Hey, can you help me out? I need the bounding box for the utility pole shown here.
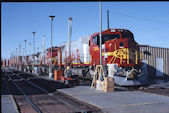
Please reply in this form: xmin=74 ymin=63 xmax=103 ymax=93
xmin=49 ymin=15 xmax=55 ymax=78
xmin=32 ymin=32 xmax=36 ymax=73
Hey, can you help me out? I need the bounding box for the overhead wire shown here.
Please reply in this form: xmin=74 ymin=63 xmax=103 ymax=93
xmin=109 ymin=11 xmax=169 ymax=25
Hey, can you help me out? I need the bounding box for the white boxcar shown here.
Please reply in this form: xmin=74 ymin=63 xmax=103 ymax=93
xmin=61 ymin=35 xmax=91 ymax=64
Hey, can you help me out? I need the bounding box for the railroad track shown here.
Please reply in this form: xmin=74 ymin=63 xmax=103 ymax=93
xmin=2 ymin=67 xmax=101 ymax=113
xmin=2 ymin=67 xmax=169 ymax=113
xmin=138 ymin=85 xmax=169 ymax=97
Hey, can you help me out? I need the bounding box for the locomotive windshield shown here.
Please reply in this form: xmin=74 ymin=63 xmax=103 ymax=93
xmin=92 ymin=34 xmax=120 ymax=45
xmin=102 ymin=34 xmax=120 ymax=44
xmin=121 ymin=30 xmax=134 ymax=40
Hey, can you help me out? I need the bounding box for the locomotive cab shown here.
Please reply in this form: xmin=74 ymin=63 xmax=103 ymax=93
xmin=89 ymin=29 xmax=141 ymax=66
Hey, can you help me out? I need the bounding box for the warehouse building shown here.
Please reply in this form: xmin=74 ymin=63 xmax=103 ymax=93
xmin=140 ymin=45 xmax=169 ymax=79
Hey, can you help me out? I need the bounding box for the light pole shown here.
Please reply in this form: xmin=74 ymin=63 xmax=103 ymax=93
xmin=24 ymin=40 xmax=27 ymax=56
xmin=16 ymin=48 xmax=18 ymax=57
xmin=49 ymin=15 xmax=55 ymax=78
xmin=22 ymin=48 xmax=25 ymax=57
xmin=13 ymin=50 xmax=15 ymax=67
xmin=100 ymin=2 xmax=103 ymax=80
xmin=19 ymin=41 xmax=21 ymax=56
xmin=12 ymin=51 xmax=14 ymax=67
xmin=24 ymin=40 xmax=27 ymax=71
xmin=29 ymin=42 xmax=31 ymax=56
xmin=16 ymin=48 xmax=18 ymax=68
xmin=22 ymin=48 xmax=24 ymax=71
xmin=32 ymin=32 xmax=36 ymax=73
xmin=37 ymin=47 xmax=39 ymax=53
xmin=42 ymin=35 xmax=45 ymax=65
xmin=19 ymin=41 xmax=22 ymax=71
xmin=29 ymin=42 xmax=31 ymax=73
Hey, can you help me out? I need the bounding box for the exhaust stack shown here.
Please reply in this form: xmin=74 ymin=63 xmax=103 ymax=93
xmin=68 ymin=17 xmax=72 ymax=58
xmin=107 ymin=10 xmax=109 ymax=29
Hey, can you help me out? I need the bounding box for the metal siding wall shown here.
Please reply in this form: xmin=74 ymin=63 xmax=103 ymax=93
xmin=164 ymin=49 xmax=168 ymax=76
xmin=140 ymin=45 xmax=169 ymax=77
xmin=165 ymin=49 xmax=167 ymax=75
xmin=168 ymin=49 xmax=169 ymax=75
xmin=167 ymin=50 xmax=168 ymax=75
xmin=157 ymin=48 xmax=159 ymax=58
xmin=147 ymin=46 xmax=150 ymax=65
xmin=156 ymin=47 xmax=159 ymax=76
xmin=163 ymin=49 xmax=166 ymax=75
xmin=163 ymin=49 xmax=165 ymax=74
xmin=151 ymin=47 xmax=155 ymax=76
xmin=162 ymin=48 xmax=164 ymax=75
xmin=166 ymin=49 xmax=167 ymax=74
xmin=167 ymin=49 xmax=169 ymax=75
xmin=148 ymin=46 xmax=151 ymax=76
xmin=164 ymin=49 xmax=168 ymax=74
xmin=154 ymin=47 xmax=157 ymax=70
xmin=151 ymin=47 xmax=154 ymax=67
xmin=147 ymin=46 xmax=149 ymax=63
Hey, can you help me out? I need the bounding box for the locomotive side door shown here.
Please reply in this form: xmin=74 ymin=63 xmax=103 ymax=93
xmin=90 ymin=35 xmax=100 ymax=65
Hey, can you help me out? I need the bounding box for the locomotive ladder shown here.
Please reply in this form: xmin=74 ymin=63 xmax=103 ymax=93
xmin=91 ymin=65 xmax=105 ymax=89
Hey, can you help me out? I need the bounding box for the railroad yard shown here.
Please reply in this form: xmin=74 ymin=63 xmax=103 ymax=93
xmin=1 ymin=67 xmax=169 ymax=113
xmin=2 ymin=2 xmax=169 ymax=113
xmin=2 ymin=67 xmax=101 ymax=113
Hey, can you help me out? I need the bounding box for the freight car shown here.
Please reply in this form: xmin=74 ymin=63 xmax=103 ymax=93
xmin=11 ymin=47 xmax=59 ymax=75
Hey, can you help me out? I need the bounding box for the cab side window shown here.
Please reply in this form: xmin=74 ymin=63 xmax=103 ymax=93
xmin=92 ymin=36 xmax=97 ymax=45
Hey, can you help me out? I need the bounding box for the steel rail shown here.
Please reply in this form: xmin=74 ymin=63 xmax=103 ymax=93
xmin=15 ymin=74 xmax=88 ymax=112
xmin=6 ymin=73 xmax=42 ymax=113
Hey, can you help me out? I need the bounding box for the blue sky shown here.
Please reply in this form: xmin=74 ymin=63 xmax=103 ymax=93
xmin=2 ymin=2 xmax=169 ymax=59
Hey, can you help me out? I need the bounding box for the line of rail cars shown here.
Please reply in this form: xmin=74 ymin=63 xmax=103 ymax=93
xmin=8 ymin=47 xmax=59 ymax=75
xmin=2 ymin=59 xmax=10 ymax=67
xmin=7 ymin=28 xmax=148 ymax=86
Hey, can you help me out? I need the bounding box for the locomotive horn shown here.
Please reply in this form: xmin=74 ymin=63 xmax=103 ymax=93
xmin=107 ymin=10 xmax=109 ymax=29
